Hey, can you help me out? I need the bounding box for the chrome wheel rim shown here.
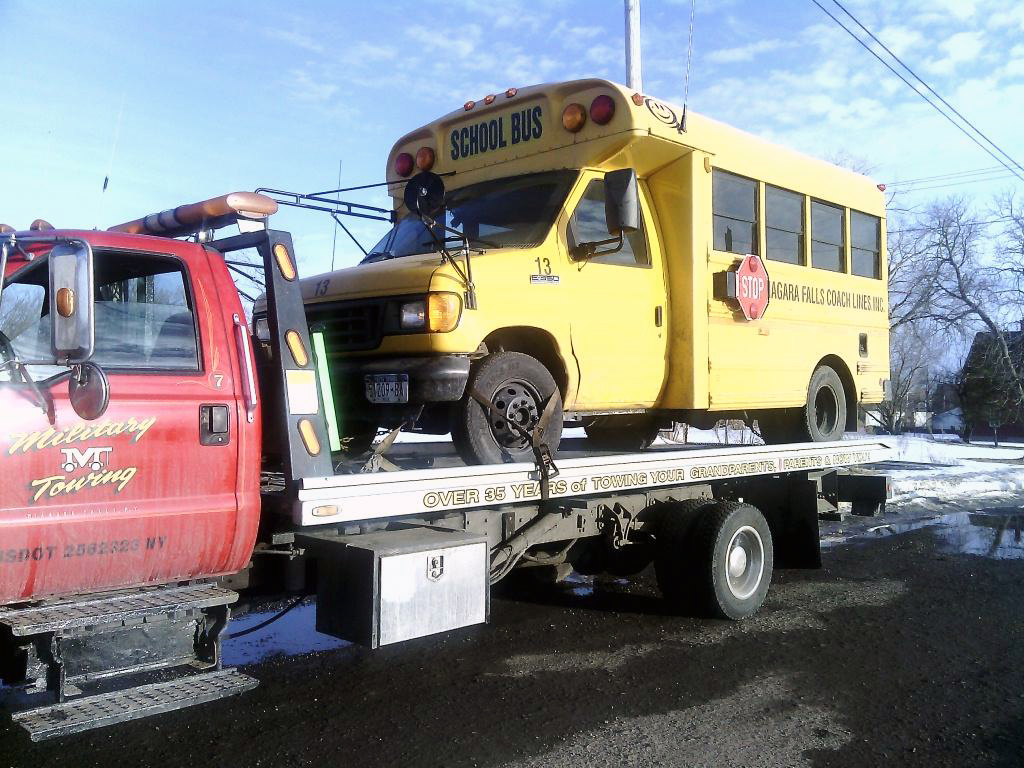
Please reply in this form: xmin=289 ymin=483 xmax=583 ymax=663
xmin=725 ymin=525 xmax=765 ymax=600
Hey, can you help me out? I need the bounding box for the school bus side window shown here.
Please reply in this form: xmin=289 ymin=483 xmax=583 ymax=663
xmin=851 ymin=211 xmax=881 ymax=279
xmin=765 ymin=185 xmax=804 ymax=264
xmin=567 ymin=178 xmax=650 ymax=267
xmin=712 ymin=170 xmax=758 ymax=255
xmin=811 ymin=200 xmax=845 ymax=272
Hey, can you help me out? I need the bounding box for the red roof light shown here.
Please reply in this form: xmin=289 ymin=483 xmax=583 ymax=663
xmin=590 ymin=94 xmax=615 ymax=125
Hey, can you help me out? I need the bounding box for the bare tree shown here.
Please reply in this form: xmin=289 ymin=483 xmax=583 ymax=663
xmin=919 ymin=197 xmax=1024 ymax=432
xmin=866 ymin=322 xmax=935 ymax=433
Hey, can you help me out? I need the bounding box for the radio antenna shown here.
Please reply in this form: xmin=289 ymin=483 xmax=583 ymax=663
xmin=98 ymin=93 xmax=125 ymax=225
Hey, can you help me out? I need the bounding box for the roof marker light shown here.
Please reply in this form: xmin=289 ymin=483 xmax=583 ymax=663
xmin=415 ymin=146 xmax=435 ymax=171
xmin=590 ymin=94 xmax=615 ymax=125
xmin=484 ymin=94 xmax=496 ymax=105
xmin=30 ymin=219 xmax=54 ymax=231
xmin=464 ymin=100 xmax=476 ymax=111
xmin=0 ymin=224 xmax=13 ymax=234
xmin=395 ymin=152 xmax=415 ymax=177
xmin=631 ymin=92 xmax=644 ymax=106
xmin=561 ymin=103 xmax=587 ymax=133
xmin=505 ymin=87 xmax=518 ymax=98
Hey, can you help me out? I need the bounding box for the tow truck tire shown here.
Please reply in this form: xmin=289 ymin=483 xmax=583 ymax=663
xmin=758 ymin=365 xmax=846 ymax=444
xmin=452 ymin=352 xmax=563 ymax=465
xmin=584 ymin=414 xmax=661 ymax=452
xmin=657 ymin=501 xmax=773 ymax=620
xmin=654 ymin=498 xmax=717 ymax=604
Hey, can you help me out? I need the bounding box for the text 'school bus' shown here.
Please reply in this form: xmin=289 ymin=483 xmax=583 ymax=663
xmin=275 ymin=78 xmax=890 ymax=465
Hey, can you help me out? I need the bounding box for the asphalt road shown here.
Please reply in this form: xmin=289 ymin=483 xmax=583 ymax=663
xmin=2 ymin=495 xmax=1023 ymax=768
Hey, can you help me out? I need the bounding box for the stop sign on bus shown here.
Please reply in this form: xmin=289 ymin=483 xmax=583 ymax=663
xmin=735 ymin=254 xmax=770 ymax=320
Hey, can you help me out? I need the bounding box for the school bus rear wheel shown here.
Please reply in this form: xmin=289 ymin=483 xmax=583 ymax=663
xmin=758 ymin=365 xmax=847 ymax=443
xmin=452 ymin=351 xmax=563 ymax=465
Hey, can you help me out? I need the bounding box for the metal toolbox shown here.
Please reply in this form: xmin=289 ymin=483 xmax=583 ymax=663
xmin=299 ymin=527 xmax=489 ymax=648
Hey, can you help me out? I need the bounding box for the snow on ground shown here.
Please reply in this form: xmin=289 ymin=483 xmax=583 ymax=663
xmin=880 ymin=434 xmax=1024 ymax=502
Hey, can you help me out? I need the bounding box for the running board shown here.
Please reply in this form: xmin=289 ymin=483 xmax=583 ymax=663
xmin=0 ymin=583 xmax=237 ymax=636
xmin=11 ymin=668 xmax=258 ymax=741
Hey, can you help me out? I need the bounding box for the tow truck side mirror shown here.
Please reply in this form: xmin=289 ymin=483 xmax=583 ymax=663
xmin=49 ymin=242 xmax=95 ymax=364
xmin=604 ymin=169 xmax=639 ymax=236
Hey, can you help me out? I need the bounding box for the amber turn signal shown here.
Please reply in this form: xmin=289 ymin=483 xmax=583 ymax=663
xmin=56 ymin=288 xmax=75 ymax=318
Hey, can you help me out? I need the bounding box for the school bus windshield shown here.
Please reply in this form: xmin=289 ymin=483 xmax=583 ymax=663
xmin=362 ymin=169 xmax=577 ymax=263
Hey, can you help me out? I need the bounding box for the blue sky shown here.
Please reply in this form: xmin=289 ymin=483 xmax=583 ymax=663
xmin=2 ymin=0 xmax=1023 ymax=276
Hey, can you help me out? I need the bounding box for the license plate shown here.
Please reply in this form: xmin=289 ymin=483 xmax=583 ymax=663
xmin=365 ymin=374 xmax=409 ymax=404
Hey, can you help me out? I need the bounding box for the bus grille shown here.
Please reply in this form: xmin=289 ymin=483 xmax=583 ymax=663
xmin=306 ymin=300 xmax=384 ymax=352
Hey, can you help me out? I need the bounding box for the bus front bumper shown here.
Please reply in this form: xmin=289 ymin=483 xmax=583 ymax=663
xmin=334 ymin=355 xmax=471 ymax=404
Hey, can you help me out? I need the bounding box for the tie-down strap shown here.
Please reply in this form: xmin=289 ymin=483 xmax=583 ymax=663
xmin=468 ymin=385 xmax=560 ymax=500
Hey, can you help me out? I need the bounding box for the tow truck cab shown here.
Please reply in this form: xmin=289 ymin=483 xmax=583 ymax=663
xmin=0 ymin=201 xmax=322 ymax=606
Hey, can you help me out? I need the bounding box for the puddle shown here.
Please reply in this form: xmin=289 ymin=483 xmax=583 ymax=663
xmin=223 ymin=599 xmax=351 ymax=665
xmin=832 ymin=507 xmax=1024 ymax=560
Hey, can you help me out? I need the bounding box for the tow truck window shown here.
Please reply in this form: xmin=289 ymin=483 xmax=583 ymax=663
xmin=0 ymin=252 xmax=199 ymax=377
xmin=566 ymin=178 xmax=650 ymax=267
xmin=363 ymin=170 xmax=577 ymax=262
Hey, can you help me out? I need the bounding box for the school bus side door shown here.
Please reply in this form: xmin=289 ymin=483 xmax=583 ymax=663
xmin=562 ymin=172 xmax=668 ymax=408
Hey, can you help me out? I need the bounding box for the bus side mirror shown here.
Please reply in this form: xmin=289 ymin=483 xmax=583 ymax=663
xmin=49 ymin=242 xmax=95 ymax=364
xmin=604 ymin=169 xmax=639 ymax=235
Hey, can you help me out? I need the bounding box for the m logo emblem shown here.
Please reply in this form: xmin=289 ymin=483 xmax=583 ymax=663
xmin=60 ymin=446 xmax=113 ymax=473
xmin=426 ymin=554 xmax=444 ymax=582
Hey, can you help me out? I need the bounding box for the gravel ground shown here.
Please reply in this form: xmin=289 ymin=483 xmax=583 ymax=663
xmin=1 ymin=495 xmax=1023 ymax=767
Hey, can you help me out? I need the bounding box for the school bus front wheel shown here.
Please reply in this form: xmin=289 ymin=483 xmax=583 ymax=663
xmin=452 ymin=351 xmax=564 ymax=465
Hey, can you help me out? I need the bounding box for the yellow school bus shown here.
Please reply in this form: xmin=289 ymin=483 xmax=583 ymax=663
xmin=298 ymin=78 xmax=890 ymax=465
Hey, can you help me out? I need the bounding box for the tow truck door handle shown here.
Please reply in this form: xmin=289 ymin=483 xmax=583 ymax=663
xmin=200 ymin=404 xmax=230 ymax=446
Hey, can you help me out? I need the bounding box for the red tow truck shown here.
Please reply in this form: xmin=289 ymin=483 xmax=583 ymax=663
xmin=0 ymin=191 xmax=892 ymax=741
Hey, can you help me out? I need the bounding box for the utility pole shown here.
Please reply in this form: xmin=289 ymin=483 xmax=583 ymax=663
xmin=625 ymin=0 xmax=642 ymax=91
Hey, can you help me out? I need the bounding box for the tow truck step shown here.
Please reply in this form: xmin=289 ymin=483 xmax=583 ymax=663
xmin=11 ymin=668 xmax=258 ymax=741
xmin=0 ymin=583 xmax=237 ymax=636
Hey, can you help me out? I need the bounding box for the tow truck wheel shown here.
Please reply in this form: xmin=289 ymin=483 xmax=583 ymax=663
xmin=453 ymin=351 xmax=563 ymax=465
xmin=657 ymin=501 xmax=773 ymax=620
xmin=584 ymin=414 xmax=661 ymax=451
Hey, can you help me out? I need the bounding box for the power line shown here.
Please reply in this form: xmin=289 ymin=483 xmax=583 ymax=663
xmin=830 ymin=0 xmax=1024 ymax=179
xmin=901 ymin=173 xmax=1018 ymax=193
xmin=885 ymin=165 xmax=1006 ymax=187
xmin=810 ymin=0 xmax=1024 ymax=184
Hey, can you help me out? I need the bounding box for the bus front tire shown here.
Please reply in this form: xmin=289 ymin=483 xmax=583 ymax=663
xmin=584 ymin=414 xmax=661 ymax=451
xmin=452 ymin=351 xmax=563 ymax=465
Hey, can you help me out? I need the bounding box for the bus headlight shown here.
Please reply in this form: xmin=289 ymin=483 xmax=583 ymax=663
xmin=399 ymin=293 xmax=462 ymax=332
xmin=400 ymin=300 xmax=427 ymax=329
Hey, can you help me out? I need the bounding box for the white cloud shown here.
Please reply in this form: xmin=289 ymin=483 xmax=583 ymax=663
xmin=706 ymin=39 xmax=789 ymax=64
xmin=284 ymin=69 xmax=338 ymax=103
